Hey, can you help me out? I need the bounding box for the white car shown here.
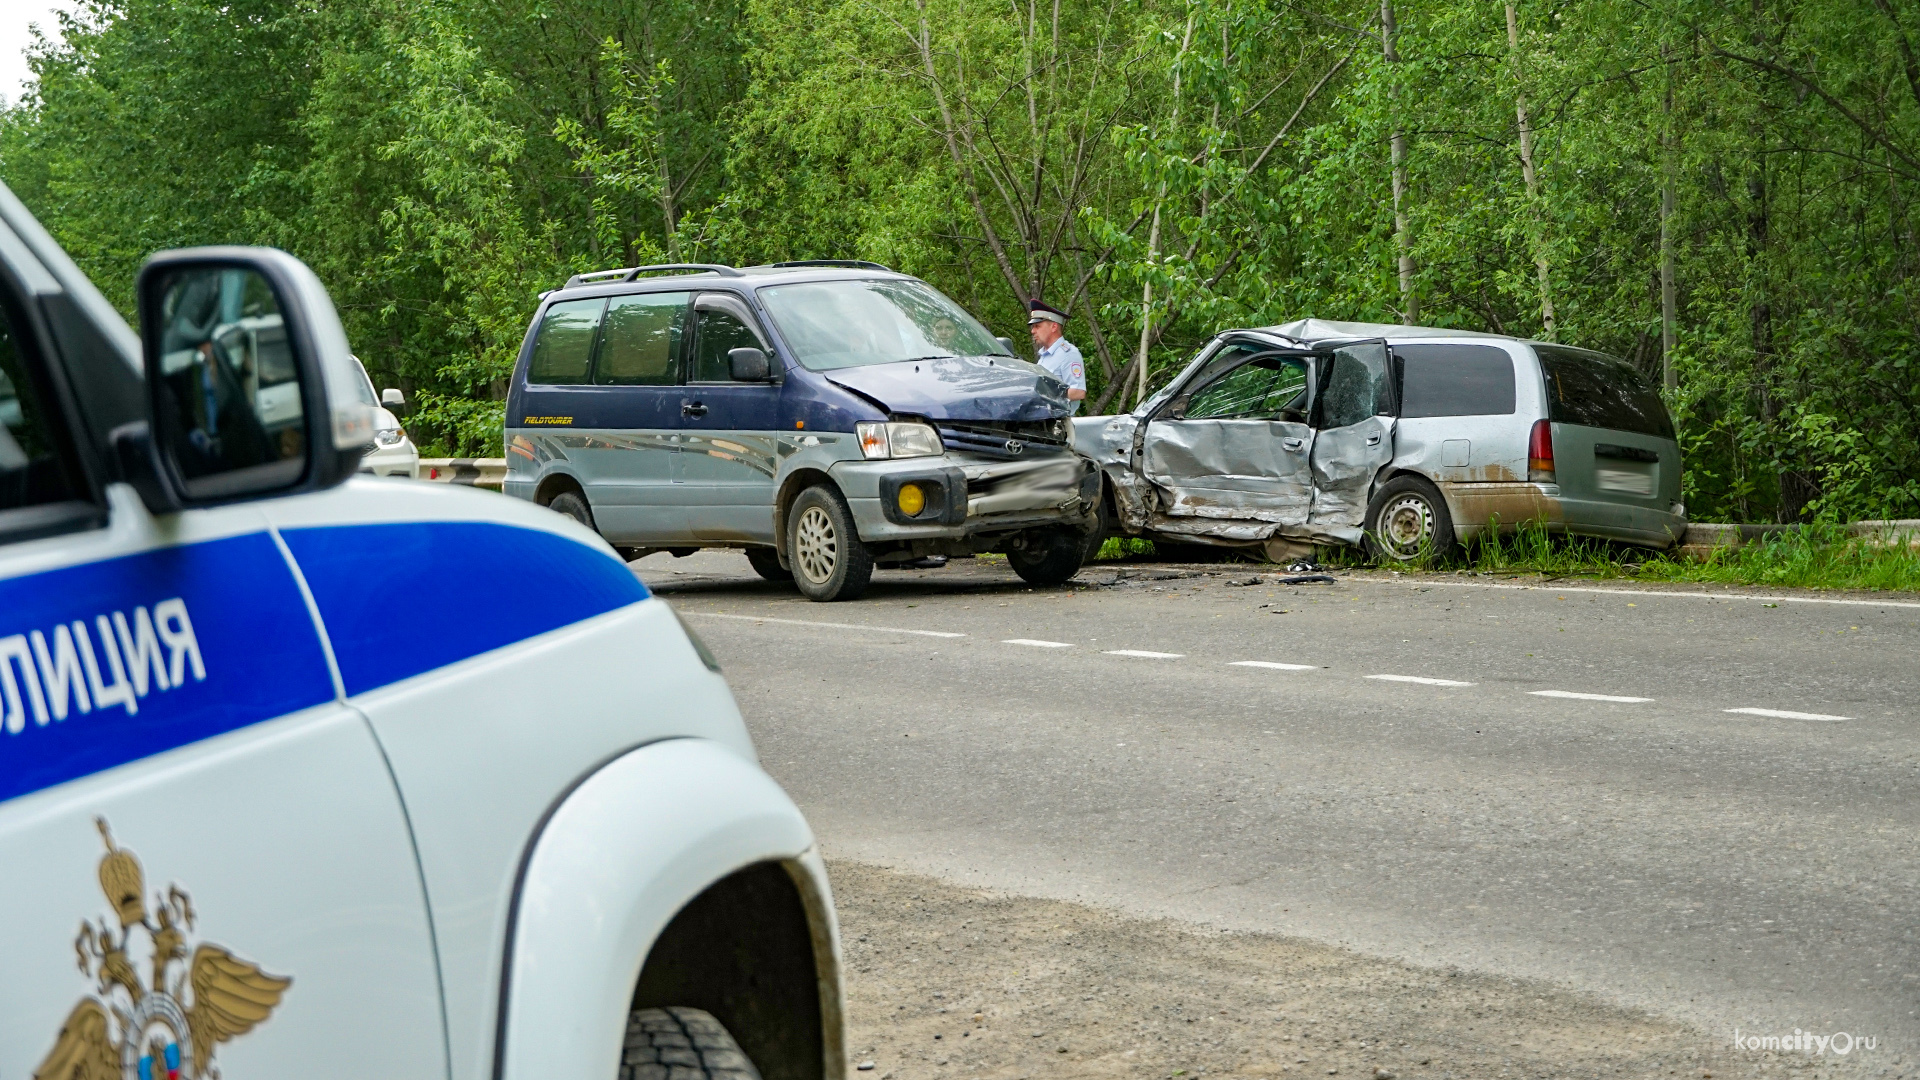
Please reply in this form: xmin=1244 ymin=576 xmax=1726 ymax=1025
xmin=0 ymin=189 xmax=844 ymax=1080
xmin=352 ymin=356 xmax=420 ymax=478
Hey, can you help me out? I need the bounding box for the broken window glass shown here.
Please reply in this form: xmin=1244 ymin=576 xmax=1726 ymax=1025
xmin=1184 ymin=357 xmax=1310 ymax=422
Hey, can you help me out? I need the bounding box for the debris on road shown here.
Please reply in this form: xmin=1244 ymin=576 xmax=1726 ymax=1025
xmin=834 ymin=860 xmax=1768 ymax=1080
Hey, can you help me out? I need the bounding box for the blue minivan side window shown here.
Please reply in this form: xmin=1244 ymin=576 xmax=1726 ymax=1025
xmin=596 ymin=292 xmax=688 ymax=385
xmin=528 ymin=298 xmax=605 ymax=385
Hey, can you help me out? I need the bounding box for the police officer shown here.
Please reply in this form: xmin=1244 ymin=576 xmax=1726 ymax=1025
xmin=1028 ymin=299 xmax=1087 ymax=414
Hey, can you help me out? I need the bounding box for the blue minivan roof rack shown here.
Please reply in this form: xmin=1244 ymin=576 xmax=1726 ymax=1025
xmin=563 ymin=263 xmax=742 ymax=289
xmin=769 ymin=260 xmax=894 ymax=272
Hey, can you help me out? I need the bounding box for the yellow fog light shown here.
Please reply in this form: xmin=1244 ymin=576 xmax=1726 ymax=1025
xmin=897 ymin=483 xmax=926 ymax=516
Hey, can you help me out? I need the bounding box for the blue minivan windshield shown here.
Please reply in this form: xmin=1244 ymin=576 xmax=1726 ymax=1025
xmin=759 ymin=279 xmax=1009 ymax=371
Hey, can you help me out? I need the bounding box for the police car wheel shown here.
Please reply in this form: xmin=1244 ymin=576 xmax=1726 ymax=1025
xmin=744 ymin=545 xmax=794 ymax=584
xmin=548 ymin=490 xmax=597 ymax=531
xmin=620 ymin=1007 xmax=764 ymax=1080
xmin=1007 ymin=527 xmax=1085 ymax=587
xmin=788 ymin=484 xmax=873 ymax=601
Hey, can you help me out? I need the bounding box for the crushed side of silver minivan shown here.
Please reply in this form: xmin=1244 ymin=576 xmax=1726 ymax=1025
xmin=1073 ymin=319 xmax=1687 ymax=560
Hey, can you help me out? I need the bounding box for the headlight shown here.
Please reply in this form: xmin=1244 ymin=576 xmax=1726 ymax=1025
xmin=375 ymin=426 xmax=405 ymax=448
xmin=856 ymin=421 xmax=943 ymax=459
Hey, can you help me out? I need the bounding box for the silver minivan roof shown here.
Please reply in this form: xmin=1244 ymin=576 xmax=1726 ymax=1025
xmin=1261 ymin=318 xmax=1514 ymax=345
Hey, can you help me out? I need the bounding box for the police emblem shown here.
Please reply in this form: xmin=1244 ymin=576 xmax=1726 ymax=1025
xmin=35 ymin=819 xmax=291 ymax=1080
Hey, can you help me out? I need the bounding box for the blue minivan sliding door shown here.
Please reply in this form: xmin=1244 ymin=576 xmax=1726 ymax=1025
xmin=579 ymin=291 xmax=697 ymax=544
xmin=680 ymin=293 xmax=785 ymax=543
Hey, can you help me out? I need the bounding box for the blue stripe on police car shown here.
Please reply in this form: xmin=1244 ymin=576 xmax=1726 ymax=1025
xmin=0 ymin=532 xmax=336 ymax=804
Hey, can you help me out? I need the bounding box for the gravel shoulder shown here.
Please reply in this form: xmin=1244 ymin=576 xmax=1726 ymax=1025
xmin=832 ymin=859 xmax=1849 ymax=1080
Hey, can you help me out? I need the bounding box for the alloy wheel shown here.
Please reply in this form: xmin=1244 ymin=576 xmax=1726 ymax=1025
xmin=794 ymin=505 xmax=838 ymax=584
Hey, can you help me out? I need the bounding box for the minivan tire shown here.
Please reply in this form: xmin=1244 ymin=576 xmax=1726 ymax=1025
xmin=787 ymin=484 xmax=873 ymax=601
xmin=1364 ymin=474 xmax=1457 ymax=563
xmin=548 ymin=490 xmax=597 ymax=532
xmin=619 ymin=1007 xmax=763 ymax=1080
xmin=1008 ymin=527 xmax=1087 ymax=587
xmin=744 ymin=545 xmax=794 ymax=584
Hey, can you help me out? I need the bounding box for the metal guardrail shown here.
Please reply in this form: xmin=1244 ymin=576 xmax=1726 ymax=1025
xmin=1677 ymin=519 xmax=1920 ymax=559
xmin=417 ymin=458 xmax=507 ymax=490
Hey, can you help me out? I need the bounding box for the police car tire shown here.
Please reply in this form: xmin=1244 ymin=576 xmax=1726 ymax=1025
xmin=620 ymin=1007 xmax=764 ymax=1080
xmin=1008 ymin=527 xmax=1085 ymax=587
xmin=788 ymin=484 xmax=873 ymax=602
xmin=548 ymin=490 xmax=597 ymax=532
xmin=744 ymin=545 xmax=794 ymax=583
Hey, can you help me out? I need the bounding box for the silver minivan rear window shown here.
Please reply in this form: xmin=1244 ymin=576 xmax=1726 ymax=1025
xmin=1536 ymin=344 xmax=1674 ymax=439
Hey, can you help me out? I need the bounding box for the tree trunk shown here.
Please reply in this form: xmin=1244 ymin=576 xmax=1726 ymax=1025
xmin=1381 ymin=0 xmax=1417 ymax=323
xmin=1660 ymin=44 xmax=1677 ymax=391
xmin=1506 ymin=3 xmax=1553 ymax=335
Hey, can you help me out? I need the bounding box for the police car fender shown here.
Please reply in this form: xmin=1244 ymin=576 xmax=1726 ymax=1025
xmin=500 ymin=738 xmax=839 ymax=1080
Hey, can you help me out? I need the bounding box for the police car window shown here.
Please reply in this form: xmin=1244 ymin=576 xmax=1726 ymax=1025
xmin=1185 ymin=356 xmax=1310 ymax=421
xmin=528 ymin=298 xmax=604 ymax=385
xmin=153 ymin=266 xmax=307 ymax=493
xmin=0 ymin=301 xmax=82 ymax=514
xmin=596 ymin=292 xmax=686 ymax=385
xmin=691 ymin=306 xmax=765 ymax=382
xmin=1395 ymin=344 xmax=1516 ymax=417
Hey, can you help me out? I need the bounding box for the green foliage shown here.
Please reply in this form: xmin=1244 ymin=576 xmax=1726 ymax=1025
xmin=2 ymin=0 xmax=1919 ymax=500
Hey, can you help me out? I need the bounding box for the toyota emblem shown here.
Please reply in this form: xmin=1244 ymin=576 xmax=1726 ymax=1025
xmin=1004 ymin=439 xmax=1025 ymax=455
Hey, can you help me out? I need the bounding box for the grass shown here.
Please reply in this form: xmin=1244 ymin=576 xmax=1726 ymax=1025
xmin=1091 ymin=521 xmax=1920 ymax=593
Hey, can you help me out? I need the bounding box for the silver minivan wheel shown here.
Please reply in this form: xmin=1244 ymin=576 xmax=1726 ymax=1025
xmin=1364 ymin=475 xmax=1458 ymax=562
xmin=1378 ymin=493 xmax=1434 ymax=555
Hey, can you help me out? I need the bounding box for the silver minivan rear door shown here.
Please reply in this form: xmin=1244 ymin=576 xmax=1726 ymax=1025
xmin=1140 ymin=348 xmax=1315 ymax=526
xmin=1308 ymin=340 xmax=1395 ymax=529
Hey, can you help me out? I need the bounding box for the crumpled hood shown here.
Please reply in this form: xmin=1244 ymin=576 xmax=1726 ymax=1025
xmin=825 ymin=355 xmax=1071 ymax=421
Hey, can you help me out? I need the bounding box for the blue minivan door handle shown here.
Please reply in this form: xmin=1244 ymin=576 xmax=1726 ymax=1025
xmin=681 ymin=400 xmax=708 ymax=418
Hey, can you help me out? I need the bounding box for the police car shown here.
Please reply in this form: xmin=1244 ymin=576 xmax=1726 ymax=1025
xmin=0 ymin=183 xmax=844 ymax=1080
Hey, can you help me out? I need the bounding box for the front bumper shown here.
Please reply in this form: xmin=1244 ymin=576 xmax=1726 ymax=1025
xmin=360 ymin=439 xmax=420 ymax=478
xmin=831 ymin=453 xmax=1100 ymax=541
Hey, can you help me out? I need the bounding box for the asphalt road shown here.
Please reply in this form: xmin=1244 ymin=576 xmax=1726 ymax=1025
xmin=638 ymin=550 xmax=1920 ymax=1061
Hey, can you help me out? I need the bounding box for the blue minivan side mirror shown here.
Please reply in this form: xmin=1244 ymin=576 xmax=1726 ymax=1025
xmin=118 ymin=247 xmax=377 ymax=511
xmin=727 ymin=347 xmax=772 ymax=381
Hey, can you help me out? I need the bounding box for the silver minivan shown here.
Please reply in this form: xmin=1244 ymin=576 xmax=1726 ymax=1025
xmin=1073 ymin=319 xmax=1686 ymax=561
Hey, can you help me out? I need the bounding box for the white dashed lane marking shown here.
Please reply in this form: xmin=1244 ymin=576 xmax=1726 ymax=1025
xmin=1726 ymin=707 xmax=1852 ymax=722
xmin=689 ymin=612 xmax=966 ymax=638
xmin=694 ymin=614 xmax=1865 ymax=719
xmin=1530 ymin=690 xmax=1654 ymax=703
xmin=1366 ymin=674 xmax=1476 ymax=687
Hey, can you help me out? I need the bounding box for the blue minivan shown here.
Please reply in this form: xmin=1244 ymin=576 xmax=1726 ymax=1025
xmin=503 ymin=261 xmax=1100 ymax=600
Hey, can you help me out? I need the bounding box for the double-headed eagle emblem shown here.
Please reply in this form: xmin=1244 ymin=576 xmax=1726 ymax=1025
xmin=35 ymin=819 xmax=292 ymax=1080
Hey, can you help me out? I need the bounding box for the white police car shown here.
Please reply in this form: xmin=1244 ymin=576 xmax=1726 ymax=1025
xmin=0 ymin=183 xmax=844 ymax=1080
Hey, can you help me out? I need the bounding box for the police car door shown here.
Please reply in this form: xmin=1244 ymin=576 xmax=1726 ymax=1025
xmin=0 ymin=201 xmax=446 ymax=1080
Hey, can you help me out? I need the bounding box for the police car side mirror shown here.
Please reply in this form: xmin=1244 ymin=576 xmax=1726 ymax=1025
xmin=381 ymin=387 xmax=406 ymax=412
xmin=727 ymin=347 xmax=771 ymax=381
xmin=995 ymin=336 xmax=1016 ymax=356
xmin=131 ymin=248 xmax=376 ymax=510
